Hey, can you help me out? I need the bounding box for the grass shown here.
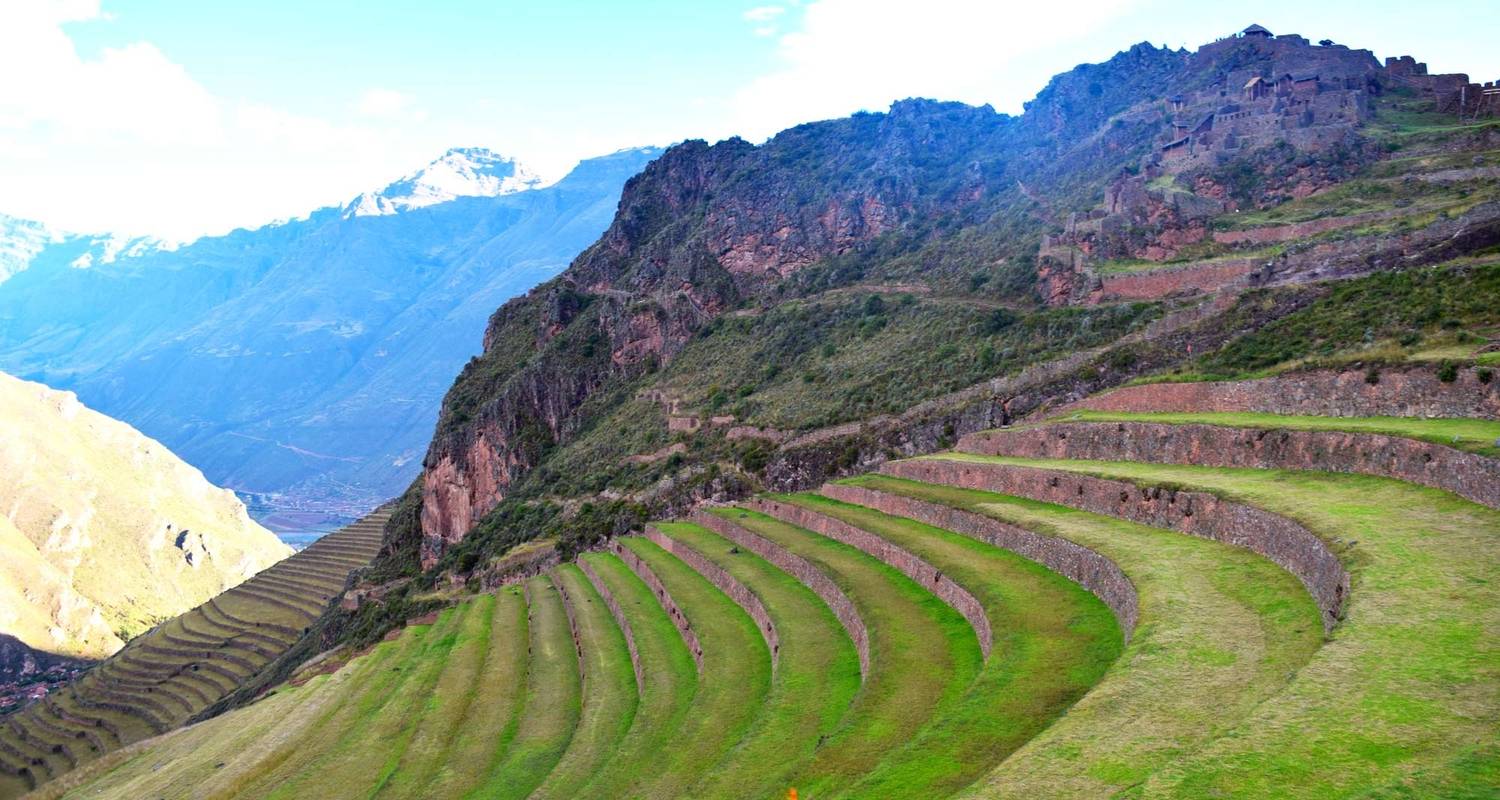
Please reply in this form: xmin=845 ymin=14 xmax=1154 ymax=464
xmin=779 ymin=492 xmax=1123 ymax=798
xmin=1182 ymin=262 xmax=1500 ymax=379
xmin=1089 ymin=245 xmax=1279 ymax=275
xmin=186 ymin=608 xmax=445 ymax=798
xmin=529 ymin=565 xmax=639 ymax=799
xmin=467 ymin=575 xmax=581 ymax=800
xmin=422 ymin=587 xmax=528 ymax=797
xmin=261 ymin=607 xmax=467 ymax=800
xmin=709 ymin=506 xmax=982 ymax=798
xmin=933 ymin=455 xmax=1500 ymax=797
xmin=368 ymin=594 xmax=497 ymax=797
xmin=1057 ymin=410 xmax=1500 ymax=458
xmin=1212 ymin=176 xmax=1493 ymax=230
xmin=842 ymin=473 xmax=1322 ymax=798
xmin=613 ymin=537 xmax=771 ymax=798
xmin=570 ymin=552 xmax=697 ymax=799
xmin=653 ymin=522 xmax=862 ymax=799
xmin=2 ymin=514 xmax=392 ymax=791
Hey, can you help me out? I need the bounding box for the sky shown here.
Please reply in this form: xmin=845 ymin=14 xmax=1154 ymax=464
xmin=1 ymin=0 xmax=1496 ymax=242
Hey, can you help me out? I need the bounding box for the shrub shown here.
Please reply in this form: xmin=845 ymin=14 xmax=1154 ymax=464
xmin=1365 ymin=366 xmax=1381 ymax=385
xmin=983 ymin=308 xmax=1018 ymax=335
xmin=1437 ymin=361 xmax=1459 ymax=383
xmin=1479 ymin=368 xmax=1494 ymax=385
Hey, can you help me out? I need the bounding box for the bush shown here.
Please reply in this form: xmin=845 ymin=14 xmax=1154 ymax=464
xmin=1365 ymin=366 xmax=1381 ymax=385
xmin=1479 ymin=368 xmax=1494 ymax=385
xmin=1437 ymin=361 xmax=1459 ymax=383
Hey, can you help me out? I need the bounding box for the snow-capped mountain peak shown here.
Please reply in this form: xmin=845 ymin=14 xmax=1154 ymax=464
xmin=0 ymin=214 xmax=58 ymax=285
xmin=0 ymin=213 xmax=161 ymax=285
xmin=345 ymin=147 xmax=544 ymax=217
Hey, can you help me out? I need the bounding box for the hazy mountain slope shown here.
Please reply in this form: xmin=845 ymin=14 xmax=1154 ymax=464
xmin=0 ymin=148 xmax=659 ymax=530
xmin=0 ymin=371 xmax=289 ymax=660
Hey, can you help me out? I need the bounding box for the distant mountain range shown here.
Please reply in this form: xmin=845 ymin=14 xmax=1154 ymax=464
xmin=0 ymin=146 xmax=661 ymax=538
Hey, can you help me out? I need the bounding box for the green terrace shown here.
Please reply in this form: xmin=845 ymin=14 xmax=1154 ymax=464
xmin=17 ymin=378 xmax=1500 ymax=799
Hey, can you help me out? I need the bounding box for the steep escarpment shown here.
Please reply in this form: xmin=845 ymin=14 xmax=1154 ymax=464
xmin=418 ymin=101 xmax=1040 ymax=564
xmin=401 ymin=29 xmax=1500 ymax=578
xmin=0 ymin=371 xmax=289 ymax=662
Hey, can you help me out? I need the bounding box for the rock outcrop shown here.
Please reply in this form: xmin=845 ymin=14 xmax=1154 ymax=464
xmin=0 ymin=371 xmax=289 ymax=661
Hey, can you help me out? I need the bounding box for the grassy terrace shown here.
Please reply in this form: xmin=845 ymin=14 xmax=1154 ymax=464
xmin=927 ymin=453 xmax=1500 ymax=797
xmin=709 ymin=506 xmax=983 ymax=799
xmin=0 ymin=509 xmax=390 ymax=798
xmin=530 ymin=565 xmax=638 ymax=800
xmin=423 ymin=588 xmax=528 ymax=797
xmin=653 ymin=521 xmax=861 ymax=799
xmin=571 ymin=552 xmax=696 ymax=799
xmin=776 ymin=492 xmax=1122 ymax=798
xmin=261 ymin=607 xmax=470 ymax=799
xmin=615 ymin=537 xmax=770 ymax=798
xmin=1057 ymin=409 xmax=1500 ymax=458
xmin=839 ymin=474 xmax=1322 ymax=797
xmin=35 ymin=604 xmax=436 ymax=800
xmin=36 ymin=590 xmax=533 ymax=800
xmin=469 ymin=576 xmax=580 ymax=800
xmin=370 ymin=592 xmax=501 ymax=797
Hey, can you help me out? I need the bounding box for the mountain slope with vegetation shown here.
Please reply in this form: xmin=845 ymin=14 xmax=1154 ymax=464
xmin=9 ymin=24 xmax=1500 ymax=800
xmin=0 ymin=371 xmax=289 ymax=664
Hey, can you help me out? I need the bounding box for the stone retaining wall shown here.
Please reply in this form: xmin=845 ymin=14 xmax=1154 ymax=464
xmin=690 ymin=511 xmax=870 ymax=677
xmin=611 ymin=541 xmax=705 ymax=674
xmin=883 ymin=458 xmax=1348 ymax=630
xmin=644 ymin=526 xmax=780 ymax=670
xmin=549 ymin=571 xmax=587 ymax=682
xmin=963 ymin=422 xmax=1500 ymax=511
xmin=575 ymin=559 xmax=645 ymax=695
xmin=205 ymin=600 xmax=302 ymax=639
xmin=744 ymin=498 xmax=994 ymax=659
xmin=1211 ymin=208 xmax=1404 ymax=245
xmin=1094 ymin=259 xmax=1257 ymax=302
xmin=1065 ymin=367 xmax=1500 ymax=419
xmin=817 ymin=484 xmax=1138 ymax=640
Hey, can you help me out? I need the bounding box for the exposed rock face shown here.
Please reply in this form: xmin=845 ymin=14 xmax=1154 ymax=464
xmin=0 ymin=371 xmax=289 ymax=660
xmin=418 ymin=100 xmax=1043 ymax=565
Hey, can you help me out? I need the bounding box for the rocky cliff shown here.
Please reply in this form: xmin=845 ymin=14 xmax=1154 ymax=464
xmin=404 ymin=29 xmax=1500 ymax=571
xmin=0 ymin=371 xmax=289 ymax=661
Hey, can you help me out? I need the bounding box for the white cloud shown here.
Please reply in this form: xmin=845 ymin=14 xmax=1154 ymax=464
xmin=0 ymin=2 xmax=457 ymax=241
xmin=744 ymin=5 xmax=785 ymax=22
xmin=744 ymin=5 xmax=787 ymax=36
xmin=729 ymin=0 xmax=1142 ymax=141
xmin=356 ymin=88 xmax=412 ymax=118
xmin=0 ymin=3 xmax=220 ymax=145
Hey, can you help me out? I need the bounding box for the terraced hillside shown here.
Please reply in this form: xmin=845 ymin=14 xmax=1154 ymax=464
xmin=24 ymin=366 xmax=1497 ymax=798
xmin=0 ymin=508 xmax=390 ymax=798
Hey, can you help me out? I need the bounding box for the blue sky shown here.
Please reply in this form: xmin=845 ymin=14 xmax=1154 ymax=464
xmin=2 ymin=0 xmax=1496 ymax=240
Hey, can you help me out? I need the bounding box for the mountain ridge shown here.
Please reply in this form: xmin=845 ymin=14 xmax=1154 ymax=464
xmin=0 ymin=147 xmax=662 ymax=536
xmin=396 ymin=27 xmax=1499 ymax=570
